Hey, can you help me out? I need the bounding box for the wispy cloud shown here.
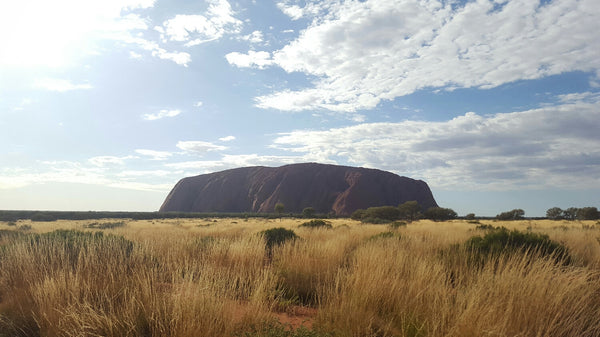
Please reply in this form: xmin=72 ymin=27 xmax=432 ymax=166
xmin=218 ymin=136 xmax=236 ymax=142
xmin=234 ymin=0 xmax=600 ymax=112
xmin=176 ymin=140 xmax=228 ymax=155
xmin=226 ymin=51 xmax=273 ymax=69
xmin=142 ymin=109 xmax=181 ymax=121
xmin=240 ymin=30 xmax=264 ymax=44
xmin=88 ymin=155 xmax=135 ymax=167
xmin=34 ymin=78 xmax=92 ymax=92
xmin=165 ymin=153 xmax=322 ymax=173
xmin=135 ymin=149 xmax=173 ymax=160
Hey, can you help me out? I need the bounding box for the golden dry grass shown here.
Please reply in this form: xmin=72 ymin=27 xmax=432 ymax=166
xmin=0 ymin=217 xmax=599 ymax=336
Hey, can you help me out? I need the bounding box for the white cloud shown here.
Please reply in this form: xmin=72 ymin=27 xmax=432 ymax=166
xmin=117 ymin=170 xmax=172 ymax=177
xmin=129 ymin=51 xmax=143 ymax=59
xmin=157 ymin=0 xmax=242 ymax=47
xmin=88 ymin=155 xmax=135 ymax=167
xmin=240 ymin=30 xmax=264 ymax=44
xmin=165 ymin=153 xmax=324 ymax=173
xmin=270 ymin=95 xmax=600 ymax=190
xmin=226 ymin=51 xmax=273 ymax=68
xmin=247 ymin=0 xmax=600 ymax=112
xmin=194 ymin=101 xmax=204 ymax=107
xmin=152 ymin=49 xmax=192 ymax=66
xmin=278 ymin=4 xmax=303 ymax=20
xmin=219 ymin=136 xmax=236 ymax=142
xmin=34 ymin=78 xmax=93 ymax=92
xmin=135 ymin=149 xmax=173 ymax=160
xmin=176 ymin=140 xmax=228 ymax=154
xmin=128 ymin=38 xmax=192 ymax=66
xmin=142 ymin=109 xmax=181 ymax=121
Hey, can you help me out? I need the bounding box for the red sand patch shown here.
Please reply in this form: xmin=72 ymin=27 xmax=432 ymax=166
xmin=273 ymin=306 xmax=318 ymax=329
xmin=230 ymin=301 xmax=317 ymax=330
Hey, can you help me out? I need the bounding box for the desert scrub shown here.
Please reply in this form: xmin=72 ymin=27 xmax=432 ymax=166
xmin=465 ymin=227 xmax=571 ymax=265
xmin=389 ymin=221 xmax=407 ymax=229
xmin=299 ymin=220 xmax=332 ymax=229
xmin=367 ymin=231 xmax=400 ymax=241
xmin=261 ymin=228 xmax=298 ymax=251
xmin=83 ymin=221 xmax=127 ymax=229
xmin=474 ymin=224 xmax=496 ymax=230
xmin=440 ymin=227 xmax=573 ymax=289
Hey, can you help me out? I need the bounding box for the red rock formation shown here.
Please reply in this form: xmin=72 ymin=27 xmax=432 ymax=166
xmin=159 ymin=163 xmax=438 ymax=216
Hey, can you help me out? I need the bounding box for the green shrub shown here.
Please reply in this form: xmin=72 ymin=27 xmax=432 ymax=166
xmin=464 ymin=227 xmax=571 ymax=265
xmin=6 ymin=221 xmax=17 ymax=227
xmin=299 ymin=219 xmax=332 ymax=229
xmin=389 ymin=221 xmax=407 ymax=229
xmin=83 ymin=221 xmax=126 ymax=229
xmin=352 ymin=206 xmax=402 ymax=223
xmin=261 ymin=228 xmax=298 ymax=251
xmin=17 ymin=224 xmax=32 ymax=231
xmin=474 ymin=224 xmax=496 ymax=230
xmin=368 ymin=231 xmax=399 ymax=241
xmin=350 ymin=209 xmax=366 ymax=221
xmin=361 ymin=217 xmax=392 ymax=224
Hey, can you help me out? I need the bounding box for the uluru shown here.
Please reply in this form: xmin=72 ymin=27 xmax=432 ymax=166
xmin=159 ymin=163 xmax=438 ymax=216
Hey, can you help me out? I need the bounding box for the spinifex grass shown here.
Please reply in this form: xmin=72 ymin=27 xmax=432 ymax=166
xmin=0 ymin=218 xmax=599 ymax=337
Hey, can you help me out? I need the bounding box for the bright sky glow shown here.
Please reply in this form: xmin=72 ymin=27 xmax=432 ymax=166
xmin=1 ymin=0 xmax=599 ymax=216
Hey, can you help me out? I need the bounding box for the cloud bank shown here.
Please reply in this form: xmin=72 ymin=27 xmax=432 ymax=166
xmin=228 ymin=0 xmax=600 ymax=112
xmin=271 ymin=93 xmax=600 ymax=190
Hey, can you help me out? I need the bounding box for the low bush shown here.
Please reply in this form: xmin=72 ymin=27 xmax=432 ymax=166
xmin=17 ymin=224 xmax=32 ymax=231
xmin=389 ymin=221 xmax=407 ymax=229
xmin=465 ymin=227 xmax=571 ymax=265
xmin=368 ymin=231 xmax=399 ymax=241
xmin=361 ymin=217 xmax=392 ymax=224
xmin=299 ymin=220 xmax=332 ymax=229
xmin=261 ymin=228 xmax=298 ymax=251
xmin=474 ymin=224 xmax=496 ymax=230
xmin=83 ymin=221 xmax=127 ymax=229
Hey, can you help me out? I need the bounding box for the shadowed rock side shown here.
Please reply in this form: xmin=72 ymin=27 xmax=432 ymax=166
xmin=159 ymin=163 xmax=438 ymax=216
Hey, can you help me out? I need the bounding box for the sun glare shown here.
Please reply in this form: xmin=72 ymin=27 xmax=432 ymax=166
xmin=0 ymin=0 xmax=151 ymax=68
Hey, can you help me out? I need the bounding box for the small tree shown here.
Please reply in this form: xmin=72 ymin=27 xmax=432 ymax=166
xmin=496 ymin=209 xmax=525 ymax=221
xmin=576 ymin=207 xmax=599 ymax=220
xmin=563 ymin=207 xmax=578 ymax=221
xmin=398 ymin=201 xmax=421 ymax=222
xmin=465 ymin=213 xmax=476 ymax=220
xmin=424 ymin=207 xmax=457 ymax=221
xmin=546 ymin=207 xmax=563 ymax=220
xmin=274 ymin=203 xmax=285 ymax=221
xmin=301 ymin=207 xmax=316 ymax=218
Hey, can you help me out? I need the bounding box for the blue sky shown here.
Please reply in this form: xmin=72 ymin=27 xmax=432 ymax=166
xmin=1 ymin=0 xmax=599 ymax=217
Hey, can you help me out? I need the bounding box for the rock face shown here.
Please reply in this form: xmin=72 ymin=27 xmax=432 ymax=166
xmin=159 ymin=163 xmax=438 ymax=216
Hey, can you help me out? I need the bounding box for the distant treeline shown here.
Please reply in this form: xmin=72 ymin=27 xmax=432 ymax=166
xmin=0 ymin=210 xmax=335 ymax=222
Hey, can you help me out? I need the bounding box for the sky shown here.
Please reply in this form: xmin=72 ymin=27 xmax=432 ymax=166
xmin=1 ymin=0 xmax=599 ymax=217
